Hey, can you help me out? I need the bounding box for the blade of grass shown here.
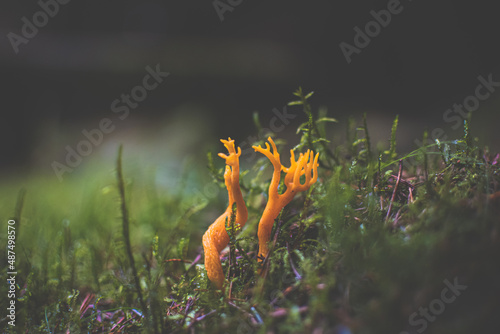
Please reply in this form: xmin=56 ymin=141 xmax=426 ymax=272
xmin=116 ymin=145 xmax=153 ymax=332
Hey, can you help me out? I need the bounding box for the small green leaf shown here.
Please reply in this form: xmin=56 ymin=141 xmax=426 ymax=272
xmin=296 ymin=122 xmax=309 ymax=134
xmin=293 ymin=87 xmax=303 ymax=97
xmin=316 ymin=117 xmax=338 ymax=124
xmin=293 ymin=142 xmax=306 ymax=151
xmin=304 ymin=91 xmax=315 ymax=99
xmin=253 ymin=111 xmax=263 ymax=134
xmin=353 ymin=139 xmax=365 ymax=147
xmin=178 ymin=237 xmax=189 ymax=258
xmin=152 ymin=234 xmax=159 ymax=258
xmin=312 ymin=138 xmax=330 ymax=144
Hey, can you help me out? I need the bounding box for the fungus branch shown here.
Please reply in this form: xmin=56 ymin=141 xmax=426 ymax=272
xmin=202 ymin=138 xmax=248 ymax=289
xmin=252 ymin=137 xmax=319 ymax=261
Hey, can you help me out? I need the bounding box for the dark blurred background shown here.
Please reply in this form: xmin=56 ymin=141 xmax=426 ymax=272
xmin=1 ymin=0 xmax=499 ymax=177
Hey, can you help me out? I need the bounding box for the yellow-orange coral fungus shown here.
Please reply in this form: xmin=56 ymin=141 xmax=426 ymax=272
xmin=252 ymin=137 xmax=319 ymax=261
xmin=202 ymin=138 xmax=248 ymax=289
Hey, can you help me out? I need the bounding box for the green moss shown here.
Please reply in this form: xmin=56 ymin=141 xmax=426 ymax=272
xmin=1 ymin=90 xmax=499 ymax=333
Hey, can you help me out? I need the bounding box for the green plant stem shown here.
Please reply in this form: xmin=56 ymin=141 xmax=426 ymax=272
xmin=116 ymin=146 xmax=153 ymax=332
xmin=14 ymin=188 xmax=26 ymax=241
xmin=297 ymin=88 xmax=339 ymax=166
